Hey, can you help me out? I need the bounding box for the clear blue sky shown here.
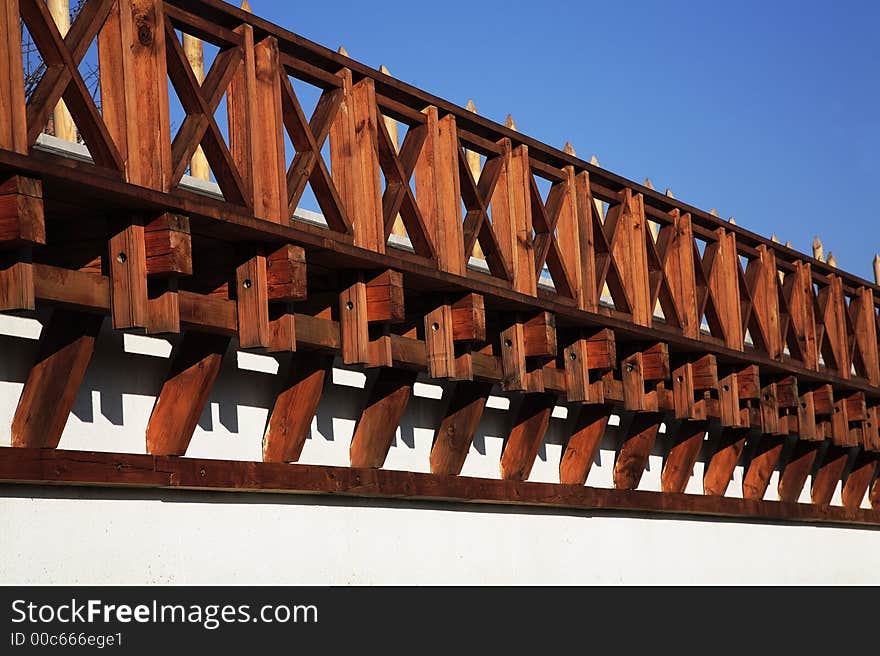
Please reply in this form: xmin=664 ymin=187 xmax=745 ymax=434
xmin=256 ymin=0 xmax=878 ymax=280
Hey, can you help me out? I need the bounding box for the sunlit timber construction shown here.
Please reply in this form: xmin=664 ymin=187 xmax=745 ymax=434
xmin=1 ymin=0 xmax=880 ymax=529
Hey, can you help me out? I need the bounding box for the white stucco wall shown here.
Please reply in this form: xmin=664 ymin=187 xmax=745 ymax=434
xmin=1 ymin=314 xmax=878 ymax=584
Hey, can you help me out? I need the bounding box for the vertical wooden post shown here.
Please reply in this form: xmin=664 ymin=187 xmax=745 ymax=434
xmin=228 ymin=26 xmax=286 ymax=223
xmin=0 ymin=0 xmax=27 ymax=153
xmin=817 ymin=274 xmax=851 ymax=378
xmin=108 ymin=219 xmax=148 ymax=330
xmin=706 ymin=228 xmax=743 ymax=350
xmin=570 ymin=170 xmax=599 ymax=312
xmin=415 ymin=107 xmax=465 ymax=275
xmin=47 ymin=0 xmax=76 ymax=141
xmin=492 ymin=139 xmax=536 ymax=296
xmin=99 ymin=0 xmax=172 ymax=191
xmin=614 ymin=190 xmax=651 ymax=326
xmin=851 ymin=287 xmax=880 ymax=385
xmin=329 ymin=72 xmax=384 ymax=253
xmin=664 ymin=210 xmax=700 ymax=339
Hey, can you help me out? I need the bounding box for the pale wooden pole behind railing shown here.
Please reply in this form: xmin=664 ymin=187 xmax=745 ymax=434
xmin=874 ymin=254 xmax=880 ymax=285
xmin=465 ymin=99 xmax=484 ymax=260
xmin=47 ymin=0 xmax=76 ymax=141
xmin=183 ymin=33 xmax=210 ymax=180
xmin=380 ymin=64 xmax=406 ymax=238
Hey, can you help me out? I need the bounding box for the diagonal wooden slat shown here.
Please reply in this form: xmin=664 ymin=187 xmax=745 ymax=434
xmin=376 ymin=116 xmax=435 ymax=258
xmin=164 ymin=18 xmax=249 ymax=206
xmin=279 ymin=75 xmax=351 ymax=233
xmin=20 ymin=0 xmax=122 ymax=169
xmin=457 ymin=145 xmax=511 ymax=280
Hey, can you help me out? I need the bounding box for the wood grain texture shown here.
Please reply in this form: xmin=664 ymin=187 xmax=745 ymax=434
xmin=662 ymin=420 xmax=708 ymax=494
xmin=614 ymin=413 xmax=662 ymax=490
xmin=500 ymin=392 xmax=556 ymax=481
xmin=777 ymin=440 xmax=820 ymax=503
xmin=146 ymin=332 xmax=230 ymax=456
xmin=2 ymin=447 xmax=880 ymax=526
xmin=263 ymin=352 xmax=333 ymax=463
xmin=742 ymin=435 xmax=785 ymax=501
xmin=703 ymin=428 xmax=749 ymax=496
xmin=11 ymin=309 xmax=102 ymax=448
xmin=349 ymin=368 xmax=417 ymax=468
xmin=559 ymin=404 xmax=610 ymax=485
xmin=430 ymin=381 xmax=492 ymax=475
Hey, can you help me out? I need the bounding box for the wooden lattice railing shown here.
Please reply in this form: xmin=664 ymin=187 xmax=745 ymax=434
xmin=1 ymin=0 xmax=879 ymax=525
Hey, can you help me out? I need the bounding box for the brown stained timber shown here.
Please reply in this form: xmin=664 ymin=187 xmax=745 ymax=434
xmin=2 ymin=0 xmax=880 ymax=528
xmin=661 ymin=420 xmax=708 ymax=494
xmin=430 ymin=381 xmax=492 ymax=476
xmin=11 ymin=310 xmax=103 ymax=448
xmin=614 ymin=412 xmax=663 ymax=491
xmin=500 ymin=392 xmax=556 ymax=481
xmin=146 ymin=332 xmax=230 ymax=456
xmin=349 ymin=368 xmax=417 ymax=468
xmin=559 ymin=404 xmax=610 ymax=485
xmin=4 ymin=447 xmax=879 ymax=527
xmin=263 ymin=352 xmax=333 ymax=463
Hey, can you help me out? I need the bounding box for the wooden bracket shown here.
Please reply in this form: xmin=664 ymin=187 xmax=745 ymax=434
xmin=500 ymin=392 xmax=556 ymax=481
xmin=621 ymin=342 xmax=670 ymax=412
xmin=424 ymin=293 xmax=485 ymax=380
xmin=561 ymin=328 xmax=616 ymax=403
xmin=263 ymin=352 xmax=333 ymax=463
xmin=499 ymin=311 xmax=557 ymax=392
xmin=349 ymin=368 xmax=417 ymax=468
xmin=672 ymin=354 xmax=718 ymax=421
xmin=11 ymin=309 xmax=102 ymax=448
xmin=0 ymin=176 xmax=44 ymax=312
xmin=430 ymin=380 xmax=493 ymax=475
xmin=662 ymin=419 xmax=709 ymax=493
xmin=614 ymin=412 xmax=663 ymax=490
xmin=146 ymin=332 xmax=230 ymax=456
xmin=339 ymin=269 xmax=404 ymax=367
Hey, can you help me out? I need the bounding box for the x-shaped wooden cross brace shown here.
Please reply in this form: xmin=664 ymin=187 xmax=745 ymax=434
xmin=646 ymin=222 xmax=683 ymax=328
xmin=164 ymin=17 xmax=249 ymax=207
xmin=593 ymin=194 xmax=632 ymax=313
xmin=700 ymin=235 xmax=769 ymax=349
xmin=457 ymin=145 xmax=511 ymax=281
xmin=279 ymin=74 xmax=351 ymax=234
xmin=376 ymin=116 xmax=435 ymax=258
xmin=692 ymin=237 xmax=726 ymax=341
xmin=529 ymin=175 xmax=574 ymax=299
xmin=20 ymin=0 xmax=122 ymax=170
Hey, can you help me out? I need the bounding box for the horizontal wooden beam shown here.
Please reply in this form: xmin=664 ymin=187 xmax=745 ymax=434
xmin=4 ymin=150 xmax=876 ymax=402
xmin=0 ymin=447 xmax=877 ymax=527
